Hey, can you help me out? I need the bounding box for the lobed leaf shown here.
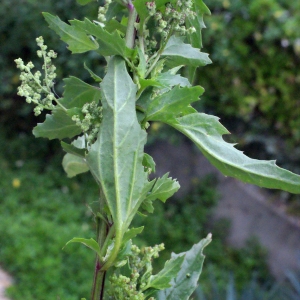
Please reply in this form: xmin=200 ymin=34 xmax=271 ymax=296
xmin=43 ymin=13 xmax=98 ymax=53
xmin=146 ymin=173 xmax=180 ymax=202
xmin=86 ymin=57 xmax=148 ymax=233
xmin=156 ymin=70 xmax=191 ymax=89
xmin=162 ymin=36 xmax=212 ymax=67
xmin=105 ymin=19 xmax=127 ymax=35
xmin=143 ymin=153 xmax=156 ymax=173
xmin=144 ymin=254 xmax=185 ymax=290
xmin=167 ymin=113 xmax=300 ymax=193
xmin=156 ymin=234 xmax=212 ymax=299
xmin=70 ymin=18 xmax=134 ymax=58
xmin=145 ymin=86 xmax=204 ymax=122
xmin=33 ymin=108 xmax=81 ymax=140
xmin=60 ymin=76 xmax=101 ymax=109
xmin=187 ymin=0 xmax=211 ymax=49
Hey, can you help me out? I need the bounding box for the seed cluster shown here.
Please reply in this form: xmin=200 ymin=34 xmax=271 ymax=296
xmin=15 ymin=36 xmax=57 ymax=116
xmin=141 ymin=0 xmax=197 ymax=56
xmin=107 ymin=243 xmax=164 ymax=299
xmin=72 ymin=101 xmax=103 ymax=144
xmin=98 ymin=0 xmax=112 ymax=23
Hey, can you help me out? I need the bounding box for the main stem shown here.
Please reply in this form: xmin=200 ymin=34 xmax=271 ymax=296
xmin=91 ymin=4 xmax=138 ymax=299
xmin=91 ymin=190 xmax=108 ymax=300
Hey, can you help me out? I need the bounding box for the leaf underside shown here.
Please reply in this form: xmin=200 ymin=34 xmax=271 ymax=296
xmin=156 ymin=234 xmax=212 ymax=299
xmin=62 ymin=153 xmax=89 ymax=178
xmin=87 ymin=56 xmax=148 ymax=232
xmin=167 ymin=113 xmax=300 ymax=193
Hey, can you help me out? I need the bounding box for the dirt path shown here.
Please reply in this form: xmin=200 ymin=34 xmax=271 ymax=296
xmin=0 ymin=269 xmax=11 ymax=300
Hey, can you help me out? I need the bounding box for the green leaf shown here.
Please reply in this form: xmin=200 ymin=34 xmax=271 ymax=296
xmin=195 ymin=0 xmax=211 ymax=14
xmin=146 ymin=173 xmax=180 ymax=202
xmin=162 ymin=36 xmax=212 ymax=67
xmin=137 ymin=47 xmax=147 ymax=78
xmin=123 ymin=226 xmax=144 ymax=244
xmin=33 ymin=108 xmax=81 ymax=140
xmin=76 ymin=0 xmax=93 ymax=5
xmin=156 ymin=70 xmax=191 ymax=89
xmin=60 ymin=76 xmax=101 ymax=109
xmin=167 ymin=113 xmax=300 ymax=194
xmin=144 ymin=253 xmax=185 ymax=290
xmin=61 ymin=141 xmax=86 ymax=158
xmin=139 ymin=67 xmax=191 ymax=92
xmin=76 ymin=0 xmax=95 ymax=5
xmin=43 ymin=13 xmax=98 ymax=53
xmin=187 ymin=0 xmax=211 ymax=49
xmin=84 ymin=63 xmax=102 ymax=82
xmin=143 ymin=153 xmax=156 ymax=173
xmin=105 ymin=2 xmax=124 ymax=22
xmin=63 ymin=238 xmax=101 ymax=256
xmin=133 ymin=0 xmax=149 ymax=24
xmin=145 ymin=86 xmax=204 ymax=122
xmin=70 ymin=18 xmax=134 ymax=58
xmin=62 ymin=153 xmax=89 ymax=177
xmin=105 ymin=19 xmax=127 ymax=35
xmin=114 ymin=240 xmax=133 ymax=267
xmin=156 ymin=234 xmax=212 ymax=299
xmin=139 ymin=78 xmax=164 ymax=90
xmin=86 ymin=57 xmax=148 ymax=233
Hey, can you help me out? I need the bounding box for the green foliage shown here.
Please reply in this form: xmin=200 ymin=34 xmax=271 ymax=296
xmin=166 ymin=113 xmax=300 ymax=193
xmin=156 ymin=235 xmax=212 ymax=300
xmin=0 ymin=159 xmax=97 ymax=299
xmin=11 ymin=0 xmax=300 ymax=298
xmin=43 ymin=13 xmax=99 ymax=54
xmin=200 ymin=0 xmax=300 ymax=147
xmin=86 ymin=56 xmax=149 ymax=236
xmin=134 ymin=176 xmax=271 ymax=292
xmin=33 ymin=108 xmax=82 ymax=139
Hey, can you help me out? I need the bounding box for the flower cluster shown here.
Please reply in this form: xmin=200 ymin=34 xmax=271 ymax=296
xmin=97 ymin=0 xmax=112 ymax=23
xmin=142 ymin=0 xmax=196 ymax=55
xmin=71 ymin=101 xmax=102 ymax=144
xmin=15 ymin=36 xmax=57 ymax=116
xmin=130 ymin=243 xmax=165 ymax=290
xmin=107 ymin=243 xmax=164 ymax=299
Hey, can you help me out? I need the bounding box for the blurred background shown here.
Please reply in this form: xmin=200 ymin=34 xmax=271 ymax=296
xmin=1 ymin=0 xmax=300 ymax=299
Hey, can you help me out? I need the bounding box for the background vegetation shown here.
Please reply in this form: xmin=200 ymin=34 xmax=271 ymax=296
xmin=1 ymin=0 xmax=300 ymax=298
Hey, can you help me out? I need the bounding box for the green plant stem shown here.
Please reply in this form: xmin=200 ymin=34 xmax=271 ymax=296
xmin=125 ymin=1 xmax=137 ymax=49
xmin=91 ymin=258 xmax=106 ymax=300
xmin=91 ymin=190 xmax=108 ymax=300
xmin=145 ymin=27 xmax=174 ymax=78
xmin=101 ymin=229 xmax=122 ymax=271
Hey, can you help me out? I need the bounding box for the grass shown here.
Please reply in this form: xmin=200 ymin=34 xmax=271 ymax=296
xmin=0 ymin=156 xmax=98 ymax=299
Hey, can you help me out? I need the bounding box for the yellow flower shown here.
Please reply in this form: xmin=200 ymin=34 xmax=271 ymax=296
xmin=12 ymin=178 xmax=21 ymax=189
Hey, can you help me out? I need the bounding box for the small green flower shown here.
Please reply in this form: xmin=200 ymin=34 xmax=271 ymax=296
xmin=15 ymin=36 xmax=57 ymax=116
